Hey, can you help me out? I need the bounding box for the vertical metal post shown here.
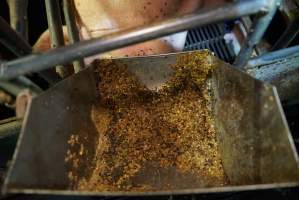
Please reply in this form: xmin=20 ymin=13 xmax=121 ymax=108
xmin=45 ymin=0 xmax=71 ymax=78
xmin=6 ymin=0 xmax=29 ymax=41
xmin=0 ymin=16 xmax=32 ymax=56
xmin=63 ymin=0 xmax=85 ymax=73
xmin=234 ymin=0 xmax=282 ymax=68
xmin=0 ymin=16 xmax=58 ymax=87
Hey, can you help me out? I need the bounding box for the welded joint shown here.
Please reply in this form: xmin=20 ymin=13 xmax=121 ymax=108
xmin=257 ymin=0 xmax=283 ymax=12
xmin=238 ymin=0 xmax=279 ymax=16
xmin=257 ymin=0 xmax=275 ymax=14
xmin=234 ymin=0 xmax=282 ymax=68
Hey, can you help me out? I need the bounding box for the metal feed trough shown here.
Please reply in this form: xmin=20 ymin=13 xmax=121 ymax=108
xmin=2 ymin=51 xmax=299 ymax=196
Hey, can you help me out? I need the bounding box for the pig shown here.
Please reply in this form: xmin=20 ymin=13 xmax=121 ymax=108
xmin=34 ymin=0 xmax=225 ymax=63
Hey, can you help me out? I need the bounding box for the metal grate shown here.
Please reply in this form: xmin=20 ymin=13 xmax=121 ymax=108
xmin=184 ymin=23 xmax=235 ymax=63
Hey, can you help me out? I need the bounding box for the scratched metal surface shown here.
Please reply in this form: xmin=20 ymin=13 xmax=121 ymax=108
xmin=2 ymin=51 xmax=299 ymax=197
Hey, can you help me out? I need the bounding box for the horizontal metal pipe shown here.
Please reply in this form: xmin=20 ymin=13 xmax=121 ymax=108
xmin=0 ymin=0 xmax=270 ymax=80
xmin=0 ymin=118 xmax=22 ymax=139
xmin=0 ymin=15 xmax=58 ymax=85
xmin=0 ymin=81 xmax=24 ymax=96
xmin=0 ymin=16 xmax=32 ymax=57
xmin=246 ymin=45 xmax=299 ymax=69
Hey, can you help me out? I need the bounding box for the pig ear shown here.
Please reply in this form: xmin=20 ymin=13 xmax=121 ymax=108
xmin=33 ymin=26 xmax=70 ymax=53
xmin=178 ymin=0 xmax=203 ymax=15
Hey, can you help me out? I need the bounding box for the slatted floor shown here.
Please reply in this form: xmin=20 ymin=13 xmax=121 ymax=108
xmin=184 ymin=23 xmax=235 ymax=63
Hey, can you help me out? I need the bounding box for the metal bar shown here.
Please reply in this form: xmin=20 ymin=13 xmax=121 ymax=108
xmin=0 ymin=77 xmax=41 ymax=96
xmin=45 ymin=0 xmax=71 ymax=78
xmin=0 ymin=81 xmax=24 ymax=96
xmin=63 ymin=0 xmax=85 ymax=73
xmin=246 ymin=45 xmax=299 ymax=69
xmin=246 ymin=46 xmax=299 ymax=104
xmin=0 ymin=16 xmax=32 ymax=56
xmin=6 ymin=0 xmax=29 ymax=41
xmin=0 ymin=14 xmax=58 ymax=86
xmin=188 ymin=30 xmax=196 ymax=44
xmin=0 ymin=61 xmax=41 ymax=96
xmin=272 ymin=16 xmax=299 ymax=50
xmin=0 ymin=118 xmax=22 ymax=139
xmin=199 ymin=28 xmax=208 ymax=41
xmin=15 ymin=76 xmax=43 ymax=94
xmin=45 ymin=0 xmax=65 ymax=49
xmin=0 ymin=0 xmax=270 ymax=80
xmin=234 ymin=0 xmax=282 ymax=67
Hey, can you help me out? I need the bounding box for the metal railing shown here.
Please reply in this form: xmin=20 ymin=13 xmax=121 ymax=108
xmin=0 ymin=0 xmax=282 ymax=80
